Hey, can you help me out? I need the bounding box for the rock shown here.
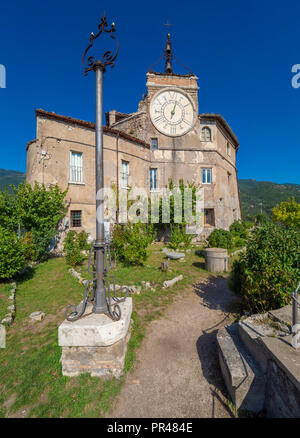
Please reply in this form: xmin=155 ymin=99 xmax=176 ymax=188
xmin=29 ymin=311 xmax=45 ymax=322
xmin=186 ymin=249 xmax=191 ymax=253
xmin=7 ymin=305 xmax=15 ymax=312
xmin=161 ymin=247 xmax=169 ymax=254
xmin=1 ymin=317 xmax=13 ymax=325
xmin=163 ymin=275 xmax=183 ymax=289
xmin=8 ymin=294 xmax=15 ymax=301
xmin=0 ymin=324 xmax=5 ymax=348
xmin=165 ymin=251 xmax=185 ymax=260
xmin=179 ymin=242 xmax=185 ymax=247
xmin=141 ymin=281 xmax=151 ymax=290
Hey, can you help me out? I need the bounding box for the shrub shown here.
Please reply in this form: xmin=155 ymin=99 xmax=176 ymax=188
xmin=230 ymin=220 xmax=252 ymax=239
xmin=168 ymin=225 xmax=192 ymax=250
xmin=31 ymin=228 xmax=57 ymax=262
xmin=0 ymin=226 xmax=26 ymax=280
xmin=233 ymin=236 xmax=245 ymax=248
xmin=272 ymin=197 xmax=300 ymax=229
xmin=0 ymin=182 xmax=67 ymax=261
xmin=20 ymin=231 xmax=36 ymax=262
xmin=64 ymin=231 xmax=89 ymax=267
xmin=208 ymin=229 xmax=233 ymax=249
xmin=254 ymin=213 xmax=268 ymax=226
xmin=111 ymin=222 xmax=155 ymax=266
xmin=229 ymin=223 xmax=300 ymax=313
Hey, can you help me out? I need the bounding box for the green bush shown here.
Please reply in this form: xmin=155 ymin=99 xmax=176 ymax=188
xmin=0 ymin=182 xmax=67 ymax=261
xmin=0 ymin=226 xmax=27 ymax=280
xmin=31 ymin=228 xmax=57 ymax=262
xmin=230 ymin=220 xmax=252 ymax=239
xmin=111 ymin=222 xmax=155 ymax=266
xmin=168 ymin=225 xmax=192 ymax=250
xmin=233 ymin=236 xmax=246 ymax=248
xmin=64 ymin=231 xmax=89 ymax=268
xmin=255 ymin=213 xmax=268 ymax=226
xmin=229 ymin=223 xmax=300 ymax=313
xmin=208 ymin=229 xmax=233 ymax=249
xmin=20 ymin=231 xmax=36 ymax=262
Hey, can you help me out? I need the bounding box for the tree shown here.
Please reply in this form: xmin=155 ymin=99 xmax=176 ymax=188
xmin=272 ymin=197 xmax=300 ymax=229
xmin=0 ymin=182 xmax=68 ymax=261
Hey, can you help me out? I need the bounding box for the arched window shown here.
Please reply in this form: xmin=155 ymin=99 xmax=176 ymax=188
xmin=201 ymin=127 xmax=211 ymax=142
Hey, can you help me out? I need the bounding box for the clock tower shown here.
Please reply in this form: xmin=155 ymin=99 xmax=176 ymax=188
xmin=105 ymin=33 xmax=241 ymax=234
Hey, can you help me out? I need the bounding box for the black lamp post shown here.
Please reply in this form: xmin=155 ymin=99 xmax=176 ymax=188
xmin=65 ymin=14 xmax=128 ymax=322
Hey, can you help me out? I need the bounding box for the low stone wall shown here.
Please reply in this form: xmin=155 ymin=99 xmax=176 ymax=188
xmin=266 ymin=357 xmax=300 ymax=418
xmin=218 ymin=305 xmax=300 ymax=417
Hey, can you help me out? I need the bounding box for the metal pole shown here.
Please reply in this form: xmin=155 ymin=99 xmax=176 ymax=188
xmin=93 ymin=62 xmax=108 ymax=314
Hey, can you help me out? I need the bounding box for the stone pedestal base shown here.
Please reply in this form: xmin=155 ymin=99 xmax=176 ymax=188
xmin=58 ymin=298 xmax=132 ymax=379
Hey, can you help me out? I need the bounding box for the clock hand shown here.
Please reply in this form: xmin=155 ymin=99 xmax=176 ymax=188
xmin=170 ymin=101 xmax=177 ymax=119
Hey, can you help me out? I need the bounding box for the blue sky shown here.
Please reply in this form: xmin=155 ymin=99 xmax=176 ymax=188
xmin=0 ymin=0 xmax=299 ymax=184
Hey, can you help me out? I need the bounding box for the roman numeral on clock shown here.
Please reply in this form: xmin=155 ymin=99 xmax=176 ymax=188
xmin=154 ymin=115 xmax=164 ymax=125
xmin=170 ymin=126 xmax=176 ymax=135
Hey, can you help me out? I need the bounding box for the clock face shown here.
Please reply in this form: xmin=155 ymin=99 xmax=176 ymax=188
xmin=150 ymin=88 xmax=195 ymax=137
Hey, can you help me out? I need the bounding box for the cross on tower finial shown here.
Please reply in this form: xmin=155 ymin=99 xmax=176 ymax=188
xmin=164 ymin=20 xmax=172 ymax=29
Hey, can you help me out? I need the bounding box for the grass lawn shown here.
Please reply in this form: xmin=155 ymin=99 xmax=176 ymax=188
xmin=0 ymin=243 xmax=224 ymax=418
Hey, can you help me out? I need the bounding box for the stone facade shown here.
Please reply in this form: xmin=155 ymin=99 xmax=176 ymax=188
xmin=26 ymin=70 xmax=241 ymax=239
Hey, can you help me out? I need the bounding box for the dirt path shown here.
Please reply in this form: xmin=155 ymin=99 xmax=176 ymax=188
xmin=107 ymin=277 xmax=239 ymax=418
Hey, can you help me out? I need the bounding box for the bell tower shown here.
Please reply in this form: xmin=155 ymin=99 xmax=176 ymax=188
xmin=146 ymin=33 xmax=199 ymax=114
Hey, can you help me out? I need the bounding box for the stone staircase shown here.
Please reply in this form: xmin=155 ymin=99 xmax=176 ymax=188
xmin=217 ymin=305 xmax=300 ymax=416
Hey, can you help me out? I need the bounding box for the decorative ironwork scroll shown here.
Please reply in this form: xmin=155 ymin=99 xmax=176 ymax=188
xmin=83 ymin=13 xmax=119 ymax=75
xmin=65 ymin=244 xmax=129 ymax=322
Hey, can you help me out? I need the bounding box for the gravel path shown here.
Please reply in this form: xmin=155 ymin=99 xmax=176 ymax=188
xmin=107 ymin=277 xmax=239 ymax=418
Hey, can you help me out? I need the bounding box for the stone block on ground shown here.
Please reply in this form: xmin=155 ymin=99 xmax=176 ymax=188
xmin=0 ymin=324 xmax=5 ymax=348
xmin=217 ymin=323 xmax=265 ymax=412
xmin=165 ymin=251 xmax=185 ymax=260
xmin=163 ymin=275 xmax=183 ymax=289
xmin=30 ymin=311 xmax=45 ymax=322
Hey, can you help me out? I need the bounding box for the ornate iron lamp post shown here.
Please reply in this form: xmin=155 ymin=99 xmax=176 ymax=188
xmin=65 ymin=14 xmax=128 ymax=322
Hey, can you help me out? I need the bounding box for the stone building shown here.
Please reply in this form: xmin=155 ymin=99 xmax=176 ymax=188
xmin=26 ymin=35 xmax=241 ymax=239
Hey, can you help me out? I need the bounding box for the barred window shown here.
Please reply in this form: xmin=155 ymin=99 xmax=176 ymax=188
xmin=70 ymin=151 xmax=83 ymax=183
xmin=201 ymin=127 xmax=211 ymax=142
xmin=70 ymin=210 xmax=82 ymax=227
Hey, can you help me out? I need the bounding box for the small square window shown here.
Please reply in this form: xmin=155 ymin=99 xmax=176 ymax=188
xmin=151 ymin=138 xmax=158 ymax=150
xmin=70 ymin=210 xmax=82 ymax=227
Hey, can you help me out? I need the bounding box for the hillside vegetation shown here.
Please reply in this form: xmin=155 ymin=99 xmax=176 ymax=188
xmin=238 ymin=179 xmax=300 ymax=220
xmin=0 ymin=169 xmax=25 ymax=191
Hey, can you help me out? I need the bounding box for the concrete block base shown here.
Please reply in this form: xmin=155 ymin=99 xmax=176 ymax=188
xmin=58 ymin=298 xmax=132 ymax=378
xmin=60 ymin=330 xmax=131 ymax=378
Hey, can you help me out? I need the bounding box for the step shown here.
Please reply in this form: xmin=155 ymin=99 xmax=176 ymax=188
xmin=217 ymin=322 xmax=266 ymax=412
xmin=238 ymin=314 xmax=288 ymax=373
